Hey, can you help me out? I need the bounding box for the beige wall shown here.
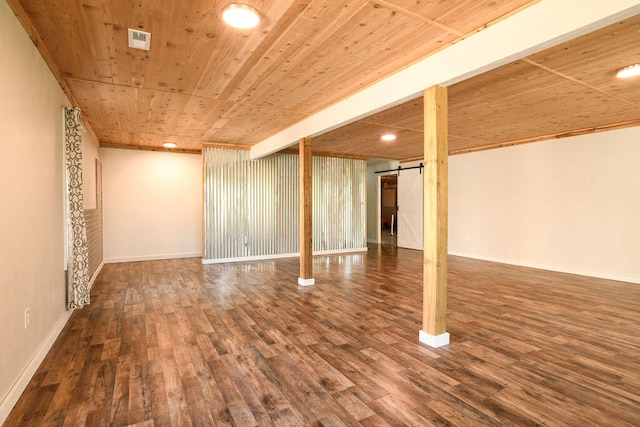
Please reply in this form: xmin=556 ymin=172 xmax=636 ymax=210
xmin=101 ymin=148 xmax=202 ymax=262
xmin=0 ymin=1 xmax=70 ymax=417
xmin=449 ymin=126 xmax=640 ymax=284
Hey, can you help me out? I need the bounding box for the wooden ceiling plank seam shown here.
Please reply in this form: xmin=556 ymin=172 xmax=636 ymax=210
xmin=294 ymin=24 xmax=458 ymax=113
xmin=212 ymin=1 xmax=315 ymax=101
xmin=521 ymin=58 xmax=640 ymax=109
xmin=373 ymin=0 xmax=465 ymax=36
xmin=144 ymin=0 xmax=207 ymax=94
xmin=92 ymin=120 xmax=201 ymax=141
xmin=525 ymin=15 xmax=640 ymax=91
xmin=216 ymin=0 xmax=372 ymax=105
xmin=5 ymin=0 xmax=101 ymax=146
xmin=98 ymin=128 xmax=203 ymax=148
xmin=200 ymin=104 xmax=309 ymax=145
xmin=448 ymin=134 xmax=494 ymax=144
xmin=358 ymin=121 xmax=423 ymax=133
xmin=101 ymin=1 xmax=120 ymax=84
xmin=199 ymin=6 xmax=272 ymax=97
xmin=449 ymin=119 xmax=640 ymax=156
xmin=320 ymin=0 xmax=541 ymax=103
xmin=192 ymin=2 xmax=310 ymax=99
xmin=77 ymin=0 xmax=112 ymax=82
xmin=127 ymin=0 xmax=153 ymax=90
xmin=449 ymin=81 xmax=640 ymax=129
xmin=191 ymin=31 xmax=258 ymax=97
xmin=447 ymin=0 xmax=543 ymax=39
xmin=67 ymin=78 xmax=316 ymax=135
xmin=6 ymin=0 xmax=78 ymax=100
xmin=240 ymin=3 xmax=450 ymax=113
xmin=65 ymin=76 xmax=314 ymax=115
xmin=111 ymin=0 xmax=132 ymax=88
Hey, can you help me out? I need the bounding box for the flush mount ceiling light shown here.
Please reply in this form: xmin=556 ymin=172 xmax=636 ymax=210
xmin=381 ymin=133 xmax=397 ymax=142
xmin=222 ymin=3 xmax=260 ymax=29
xmin=616 ymin=64 xmax=640 ymax=78
xmin=163 ymin=142 xmax=177 ymax=148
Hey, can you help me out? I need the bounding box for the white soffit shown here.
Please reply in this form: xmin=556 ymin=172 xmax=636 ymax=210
xmin=249 ymin=0 xmax=640 ymax=159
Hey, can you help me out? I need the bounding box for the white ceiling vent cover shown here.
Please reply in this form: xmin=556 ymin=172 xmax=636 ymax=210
xmin=128 ymin=29 xmax=151 ymax=51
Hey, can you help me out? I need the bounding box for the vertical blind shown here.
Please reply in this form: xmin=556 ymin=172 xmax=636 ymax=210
xmin=203 ymin=147 xmax=366 ymax=261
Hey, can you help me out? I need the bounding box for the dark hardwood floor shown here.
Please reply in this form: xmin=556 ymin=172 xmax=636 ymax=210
xmin=5 ymin=245 xmax=640 ymax=426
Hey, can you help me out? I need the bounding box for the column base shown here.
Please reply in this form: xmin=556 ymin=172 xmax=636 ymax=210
xmin=419 ymin=330 xmax=450 ymax=348
xmin=298 ymin=277 xmax=315 ymax=286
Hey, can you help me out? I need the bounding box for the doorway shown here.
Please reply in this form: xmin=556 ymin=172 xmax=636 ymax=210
xmin=396 ymin=168 xmax=423 ymax=250
xmin=379 ymin=175 xmax=397 ymax=245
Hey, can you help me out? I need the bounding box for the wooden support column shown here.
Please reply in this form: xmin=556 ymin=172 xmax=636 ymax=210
xmin=419 ymin=85 xmax=450 ymax=348
xmin=298 ymin=137 xmax=315 ymax=286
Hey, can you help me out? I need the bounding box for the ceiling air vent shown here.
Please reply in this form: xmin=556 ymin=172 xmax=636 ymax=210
xmin=128 ymin=29 xmax=151 ymax=51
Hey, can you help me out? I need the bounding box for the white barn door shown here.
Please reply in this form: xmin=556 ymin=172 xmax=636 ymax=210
xmin=397 ymin=168 xmax=423 ymax=250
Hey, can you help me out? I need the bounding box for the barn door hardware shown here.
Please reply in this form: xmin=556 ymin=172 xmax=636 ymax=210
xmin=375 ymin=162 xmax=423 ymax=175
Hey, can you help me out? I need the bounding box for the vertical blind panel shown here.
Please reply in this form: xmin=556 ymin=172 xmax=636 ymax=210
xmin=203 ymin=147 xmax=366 ymax=261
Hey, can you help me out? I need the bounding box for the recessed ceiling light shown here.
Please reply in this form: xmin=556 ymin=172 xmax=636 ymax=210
xmin=222 ymin=3 xmax=260 ymax=29
xmin=381 ymin=133 xmax=397 ymax=142
xmin=616 ymin=64 xmax=640 ymax=79
xmin=163 ymin=142 xmax=177 ymax=148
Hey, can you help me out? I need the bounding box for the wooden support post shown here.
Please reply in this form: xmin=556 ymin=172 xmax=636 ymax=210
xmin=419 ymin=85 xmax=449 ymax=347
xmin=298 ymin=137 xmax=314 ymax=286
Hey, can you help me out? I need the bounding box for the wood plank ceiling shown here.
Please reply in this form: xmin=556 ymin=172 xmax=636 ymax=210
xmin=7 ymin=1 xmax=640 ymax=159
xmin=313 ymin=15 xmax=640 ymax=160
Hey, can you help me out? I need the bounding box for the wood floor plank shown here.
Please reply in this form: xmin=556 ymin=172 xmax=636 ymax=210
xmin=4 ymin=246 xmax=640 ymax=426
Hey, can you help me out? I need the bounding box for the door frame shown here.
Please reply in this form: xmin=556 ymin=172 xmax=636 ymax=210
xmin=377 ymin=172 xmax=398 ymax=244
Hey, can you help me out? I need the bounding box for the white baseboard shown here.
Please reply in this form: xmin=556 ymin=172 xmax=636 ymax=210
xmin=202 ymin=247 xmax=368 ymax=265
xmin=448 ymin=251 xmax=640 ymax=285
xmin=298 ymin=277 xmax=315 ymax=286
xmin=0 ymin=259 xmax=106 ymax=424
xmin=315 ymin=247 xmax=368 ymax=256
xmin=88 ymin=260 xmax=104 ymax=291
xmin=0 ymin=309 xmax=73 ymax=425
xmin=203 ymin=252 xmax=299 ymax=264
xmin=105 ymin=252 xmax=202 ymax=264
xmin=419 ymin=331 xmax=450 ymax=348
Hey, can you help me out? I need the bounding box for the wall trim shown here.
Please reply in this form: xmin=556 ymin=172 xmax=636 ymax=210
xmin=202 ymin=247 xmax=368 ymax=265
xmin=317 ymin=247 xmax=368 ymax=256
xmin=203 ymin=252 xmax=299 ymax=264
xmin=88 ymin=260 xmax=104 ymax=291
xmin=448 ymin=251 xmax=640 ymax=285
xmin=0 ymin=259 xmax=104 ymax=424
xmin=105 ymin=252 xmax=203 ymax=264
xmin=0 ymin=309 xmax=73 ymax=425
